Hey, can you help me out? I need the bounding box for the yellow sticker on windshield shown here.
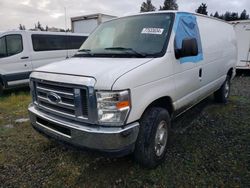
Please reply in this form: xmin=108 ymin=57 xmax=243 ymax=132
xmin=141 ymin=28 xmax=164 ymax=35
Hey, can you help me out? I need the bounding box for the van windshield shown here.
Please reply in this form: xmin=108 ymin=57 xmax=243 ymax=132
xmin=76 ymin=13 xmax=173 ymax=58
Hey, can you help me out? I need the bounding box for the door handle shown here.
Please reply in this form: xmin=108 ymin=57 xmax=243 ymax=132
xmin=21 ymin=56 xmax=29 ymax=59
xmin=199 ymin=68 xmax=202 ymax=77
xmin=199 ymin=68 xmax=202 ymax=81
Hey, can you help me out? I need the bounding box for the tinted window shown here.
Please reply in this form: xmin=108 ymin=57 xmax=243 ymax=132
xmin=32 ymin=34 xmax=87 ymax=51
xmin=68 ymin=36 xmax=87 ymax=49
xmin=32 ymin=34 xmax=66 ymax=51
xmin=0 ymin=37 xmax=7 ymax=58
xmin=6 ymin=35 xmax=23 ymax=56
xmin=0 ymin=34 xmax=23 ymax=58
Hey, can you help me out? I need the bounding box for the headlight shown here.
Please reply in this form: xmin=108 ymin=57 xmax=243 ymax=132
xmin=96 ymin=90 xmax=130 ymax=126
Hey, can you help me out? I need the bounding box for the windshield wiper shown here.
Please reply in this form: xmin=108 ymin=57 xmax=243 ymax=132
xmin=104 ymin=47 xmax=147 ymax=57
xmin=78 ymin=49 xmax=91 ymax=52
xmin=74 ymin=49 xmax=93 ymax=57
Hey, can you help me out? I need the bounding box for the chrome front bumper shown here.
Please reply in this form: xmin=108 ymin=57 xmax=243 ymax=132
xmin=28 ymin=104 xmax=139 ymax=154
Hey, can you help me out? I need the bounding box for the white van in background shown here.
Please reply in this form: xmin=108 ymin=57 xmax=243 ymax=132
xmin=230 ymin=20 xmax=250 ymax=70
xmin=0 ymin=30 xmax=88 ymax=92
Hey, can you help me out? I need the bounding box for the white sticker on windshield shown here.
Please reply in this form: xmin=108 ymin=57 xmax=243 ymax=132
xmin=141 ymin=28 xmax=164 ymax=35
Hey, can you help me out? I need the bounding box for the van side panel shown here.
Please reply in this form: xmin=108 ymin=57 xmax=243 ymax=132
xmin=197 ymin=16 xmax=237 ymax=98
xmin=31 ymin=51 xmax=68 ymax=69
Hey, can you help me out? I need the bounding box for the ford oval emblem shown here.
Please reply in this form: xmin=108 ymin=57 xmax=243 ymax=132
xmin=47 ymin=92 xmax=61 ymax=104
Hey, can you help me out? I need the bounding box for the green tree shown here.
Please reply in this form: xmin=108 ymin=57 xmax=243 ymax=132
xmin=219 ymin=13 xmax=224 ymax=20
xmin=231 ymin=12 xmax=239 ymax=21
xmin=213 ymin=11 xmax=220 ymax=18
xmin=212 ymin=10 xmax=249 ymax=21
xmin=19 ymin=24 xmax=26 ymax=30
xmin=36 ymin=21 xmax=44 ymax=31
xmin=240 ymin=9 xmax=249 ymax=20
xmin=224 ymin=12 xmax=232 ymax=21
xmin=196 ymin=3 xmax=208 ymax=15
xmin=159 ymin=0 xmax=178 ymax=10
xmin=140 ymin=0 xmax=156 ymax=12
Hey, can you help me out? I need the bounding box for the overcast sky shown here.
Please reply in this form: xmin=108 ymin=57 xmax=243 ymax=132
xmin=0 ymin=0 xmax=249 ymax=30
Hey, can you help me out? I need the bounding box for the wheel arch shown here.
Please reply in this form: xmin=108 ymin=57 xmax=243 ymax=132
xmin=227 ymin=67 xmax=234 ymax=80
xmin=140 ymin=96 xmax=174 ymax=120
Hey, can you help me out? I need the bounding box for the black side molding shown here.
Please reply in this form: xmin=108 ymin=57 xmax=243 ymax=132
xmin=1 ymin=71 xmax=31 ymax=88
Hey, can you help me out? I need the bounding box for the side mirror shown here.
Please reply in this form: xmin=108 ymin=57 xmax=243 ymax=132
xmin=175 ymin=38 xmax=198 ymax=59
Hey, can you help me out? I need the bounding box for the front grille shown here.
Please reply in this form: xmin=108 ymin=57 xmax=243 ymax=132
xmin=33 ymin=79 xmax=88 ymax=120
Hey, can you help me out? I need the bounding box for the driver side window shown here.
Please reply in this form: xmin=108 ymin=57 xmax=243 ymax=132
xmin=174 ymin=14 xmax=203 ymax=63
xmin=0 ymin=34 xmax=23 ymax=58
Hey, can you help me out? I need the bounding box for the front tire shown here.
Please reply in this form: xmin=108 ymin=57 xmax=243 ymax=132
xmin=214 ymin=75 xmax=231 ymax=103
xmin=134 ymin=107 xmax=170 ymax=168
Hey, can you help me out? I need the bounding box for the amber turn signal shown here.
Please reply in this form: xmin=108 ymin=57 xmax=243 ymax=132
xmin=116 ymin=101 xmax=130 ymax=109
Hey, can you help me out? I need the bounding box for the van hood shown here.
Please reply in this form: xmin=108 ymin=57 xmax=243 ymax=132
xmin=35 ymin=57 xmax=153 ymax=90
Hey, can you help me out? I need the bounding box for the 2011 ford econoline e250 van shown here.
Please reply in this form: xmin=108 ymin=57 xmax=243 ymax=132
xmin=0 ymin=30 xmax=88 ymax=93
xmin=28 ymin=11 xmax=237 ymax=168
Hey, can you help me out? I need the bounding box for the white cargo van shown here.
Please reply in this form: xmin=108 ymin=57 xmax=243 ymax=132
xmin=28 ymin=11 xmax=237 ymax=168
xmin=231 ymin=20 xmax=250 ymax=70
xmin=0 ymin=31 xmax=88 ymax=92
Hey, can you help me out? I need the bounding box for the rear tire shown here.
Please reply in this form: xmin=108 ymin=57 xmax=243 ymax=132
xmin=214 ymin=75 xmax=231 ymax=103
xmin=134 ymin=107 xmax=170 ymax=168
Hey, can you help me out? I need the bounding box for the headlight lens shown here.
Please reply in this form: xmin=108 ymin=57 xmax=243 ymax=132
xmin=96 ymin=90 xmax=130 ymax=126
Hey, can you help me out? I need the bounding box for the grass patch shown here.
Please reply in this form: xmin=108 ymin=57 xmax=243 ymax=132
xmin=0 ymin=89 xmax=31 ymax=127
xmin=0 ymin=78 xmax=250 ymax=187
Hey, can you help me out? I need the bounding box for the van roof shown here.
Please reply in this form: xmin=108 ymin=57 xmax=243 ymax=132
xmin=118 ymin=10 xmax=231 ymax=25
xmin=126 ymin=10 xmax=203 ymax=17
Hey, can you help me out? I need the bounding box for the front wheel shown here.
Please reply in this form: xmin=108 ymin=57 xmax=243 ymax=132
xmin=133 ymin=107 xmax=170 ymax=168
xmin=214 ymin=75 xmax=231 ymax=103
